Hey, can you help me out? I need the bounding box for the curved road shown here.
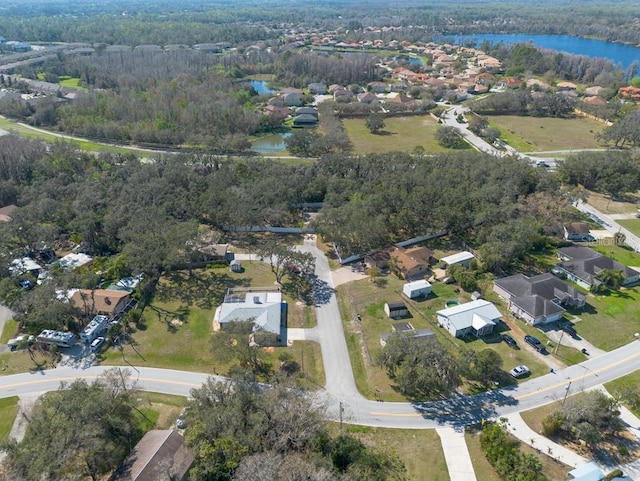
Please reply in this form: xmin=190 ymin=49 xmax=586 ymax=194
xmin=3 ymin=240 xmax=640 ymax=431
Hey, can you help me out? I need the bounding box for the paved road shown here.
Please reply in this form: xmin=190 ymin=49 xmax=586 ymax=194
xmin=575 ymin=200 xmax=640 ymax=253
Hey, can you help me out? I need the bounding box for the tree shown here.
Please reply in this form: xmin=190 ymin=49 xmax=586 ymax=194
xmin=464 ymin=349 xmax=504 ymax=387
xmin=257 ymin=240 xmax=314 ymax=285
xmin=436 ymin=126 xmax=466 ymax=148
xmin=365 ymin=113 xmax=385 ymax=135
xmin=285 ymin=129 xmax=321 ymax=157
xmin=211 ymin=320 xmax=273 ymax=374
xmin=596 ymin=268 xmax=626 ymax=289
xmin=0 ymin=369 xmax=141 ymax=481
xmin=377 ymin=335 xmax=460 ymax=399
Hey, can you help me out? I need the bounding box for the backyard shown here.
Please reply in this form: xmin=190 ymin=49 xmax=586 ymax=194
xmin=487 ymin=115 xmax=604 ymax=153
xmin=342 ymin=115 xmax=451 ymax=154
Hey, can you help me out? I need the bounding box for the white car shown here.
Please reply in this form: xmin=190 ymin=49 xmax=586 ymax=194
xmin=90 ymin=337 xmax=105 ymax=352
xmin=510 ymin=365 xmax=530 ymax=378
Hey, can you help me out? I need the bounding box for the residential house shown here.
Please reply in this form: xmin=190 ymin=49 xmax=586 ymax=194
xmin=380 ymin=322 xmax=435 ymax=346
xmin=384 ymin=301 xmax=409 ymax=319
xmin=295 ymin=107 xmax=318 ymax=118
xmin=619 ymin=86 xmax=640 ymax=101
xmin=70 ymin=289 xmax=132 ymax=317
xmin=402 ymin=279 xmax=432 ymax=299
xmin=367 ymin=81 xmax=387 ymax=94
xmin=293 ymin=113 xmax=318 ymax=127
xmin=307 ymin=82 xmax=327 ymax=94
xmin=58 ymin=252 xmax=93 ymax=269
xmin=213 ymin=287 xmax=286 ymax=344
xmin=265 ymin=104 xmax=290 ymax=119
xmin=583 ymin=96 xmax=607 ymax=106
xmin=494 ymin=273 xmax=586 ymax=326
xmin=557 ymin=81 xmax=578 ymax=91
xmin=9 ymin=257 xmax=41 ymax=276
xmin=563 ymin=222 xmax=593 ymax=241
xmin=436 ymin=299 xmax=501 ymax=338
xmin=584 ymin=86 xmax=605 ymax=96
xmin=526 ymin=79 xmax=551 ymax=91
xmin=389 ymin=246 xmax=433 ymax=279
xmin=111 ymin=430 xmax=195 ymax=481
xmin=282 ymin=88 xmax=304 ymax=107
xmin=0 ymin=204 xmax=17 ymax=222
xmin=357 ymin=92 xmax=378 ymax=103
xmin=440 ymin=251 xmax=475 ymax=268
xmin=333 ymin=88 xmax=354 ymax=102
xmin=556 ymin=246 xmax=640 ymax=289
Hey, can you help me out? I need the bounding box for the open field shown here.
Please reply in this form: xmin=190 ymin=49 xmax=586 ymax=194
xmin=0 ymin=396 xmax=19 ymax=441
xmin=337 ymin=274 xmax=551 ymax=401
xmin=101 ymin=263 xmax=323 ymax=385
xmin=337 ymin=424 xmax=450 ymax=481
xmin=343 ymin=115 xmax=452 ymax=154
xmin=586 ymin=191 xmax=640 ymax=215
xmin=567 ymin=286 xmax=640 ymax=351
xmin=487 ymin=115 xmax=604 ymax=152
xmin=618 ymin=219 xmax=640 ymax=238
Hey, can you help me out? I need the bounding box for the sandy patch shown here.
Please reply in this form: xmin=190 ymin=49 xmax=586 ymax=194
xmin=171 ymin=318 xmax=183 ymax=327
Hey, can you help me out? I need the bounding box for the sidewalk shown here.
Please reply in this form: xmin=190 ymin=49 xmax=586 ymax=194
xmin=502 ymin=413 xmax=588 ymax=469
xmin=436 ymin=427 xmax=477 ymax=481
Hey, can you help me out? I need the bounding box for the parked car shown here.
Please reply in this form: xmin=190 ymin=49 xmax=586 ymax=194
xmin=90 ymin=336 xmax=105 ymax=352
xmin=561 ymin=323 xmax=578 ymax=338
xmin=524 ymin=334 xmax=546 ymax=353
xmin=502 ymin=334 xmax=517 ymax=348
xmin=510 ymin=365 xmax=530 ymax=378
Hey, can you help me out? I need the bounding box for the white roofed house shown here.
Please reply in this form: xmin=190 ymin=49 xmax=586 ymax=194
xmin=440 ymin=251 xmax=475 ymax=268
xmin=214 ymin=287 xmax=287 ymax=345
xmin=436 ymin=299 xmax=501 ymax=338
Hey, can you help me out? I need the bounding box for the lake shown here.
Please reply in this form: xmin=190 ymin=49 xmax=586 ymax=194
xmin=452 ymin=34 xmax=640 ymax=70
xmin=249 ymin=80 xmax=275 ymax=94
xmin=251 ymin=132 xmax=291 ymax=153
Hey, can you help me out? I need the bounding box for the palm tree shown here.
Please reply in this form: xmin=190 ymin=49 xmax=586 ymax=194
xmin=596 ymin=268 xmax=626 ymax=289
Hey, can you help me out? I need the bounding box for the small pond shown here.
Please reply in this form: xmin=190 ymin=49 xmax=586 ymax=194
xmin=251 ymin=132 xmax=291 ymax=153
xmin=249 ymin=80 xmax=276 ymax=95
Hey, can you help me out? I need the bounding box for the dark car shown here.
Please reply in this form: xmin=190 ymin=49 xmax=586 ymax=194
xmin=502 ymin=334 xmax=517 ymax=348
xmin=561 ymin=323 xmax=578 ymax=338
xmin=525 ymin=334 xmax=546 ymax=353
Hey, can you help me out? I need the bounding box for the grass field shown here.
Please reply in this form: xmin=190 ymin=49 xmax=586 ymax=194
xmin=343 ymin=115 xmax=452 ymax=154
xmin=487 ymin=115 xmax=604 ymax=152
xmin=0 ymin=396 xmax=19 ymax=441
xmin=591 ymin=243 xmax=640 ymax=268
xmin=605 ymin=371 xmax=640 ymax=418
xmin=337 ymin=275 xmax=550 ymax=401
xmin=568 ymin=286 xmax=640 ymax=351
xmin=338 ymin=424 xmax=450 ymax=481
xmin=618 ymin=219 xmax=640 ymax=238
xmin=101 ymin=263 xmax=323 ymax=386
xmin=0 ymin=318 xmax=18 ymax=343
xmin=586 ymin=191 xmax=640 ymax=215
xmin=136 ymin=392 xmax=187 ymax=430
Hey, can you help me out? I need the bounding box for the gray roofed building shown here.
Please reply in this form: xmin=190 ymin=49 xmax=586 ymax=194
xmin=556 ymin=246 xmax=640 ymax=289
xmin=214 ymin=287 xmax=286 ymax=343
xmin=494 ymin=273 xmax=585 ymax=325
xmin=111 ymin=430 xmax=194 ymax=481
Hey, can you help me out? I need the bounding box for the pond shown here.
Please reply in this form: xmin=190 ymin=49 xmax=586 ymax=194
xmin=451 ymin=34 xmax=640 ymax=70
xmin=249 ymin=80 xmax=275 ymax=95
xmin=250 ymin=132 xmax=291 ymax=153
xmin=393 ymin=55 xmax=424 ymax=66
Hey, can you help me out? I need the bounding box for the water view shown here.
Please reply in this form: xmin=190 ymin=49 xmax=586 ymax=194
xmin=249 ymin=80 xmax=275 ymax=94
xmin=251 ymin=132 xmax=291 ymax=153
xmin=452 ymin=34 xmax=640 ymax=70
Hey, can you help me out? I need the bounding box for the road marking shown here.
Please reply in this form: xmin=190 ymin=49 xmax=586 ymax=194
xmin=369 ymin=348 xmax=640 ymax=417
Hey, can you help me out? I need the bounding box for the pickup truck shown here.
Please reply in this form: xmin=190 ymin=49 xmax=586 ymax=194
xmin=524 ymin=334 xmax=546 ymax=353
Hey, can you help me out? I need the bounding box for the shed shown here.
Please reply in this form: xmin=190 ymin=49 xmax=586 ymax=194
xmin=568 ymin=462 xmax=604 ymax=481
xmin=471 ymin=291 xmax=484 ymax=301
xmin=402 ymin=279 xmax=432 ymax=299
xmin=230 ymin=260 xmax=242 ymax=273
xmin=384 ymin=301 xmax=408 ymax=319
xmin=440 ymin=251 xmax=475 ymax=268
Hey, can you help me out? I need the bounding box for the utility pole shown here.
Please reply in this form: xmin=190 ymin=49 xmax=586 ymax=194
xmin=562 ymin=381 xmax=572 ymax=406
xmin=339 ymin=401 xmax=344 ymax=431
xmin=554 ymin=330 xmax=564 ymax=355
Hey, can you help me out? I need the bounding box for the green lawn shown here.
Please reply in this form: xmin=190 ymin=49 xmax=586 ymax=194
xmin=486 ymin=115 xmax=604 ymax=152
xmin=343 ymin=115 xmax=452 ymax=154
xmin=0 ymin=318 xmax=18 ymax=343
xmin=339 ymin=424 xmax=450 ymax=481
xmin=591 ymin=243 xmax=640 ymax=268
xmin=58 ymin=76 xmax=87 ymax=91
xmin=569 ymin=287 xmax=640 ymax=350
xmin=605 ymin=371 xmax=640 ymax=418
xmin=0 ymin=396 xmax=19 ymax=441
xmin=136 ymin=392 xmax=187 ymax=430
xmin=618 ymin=219 xmax=640 ymax=239
xmin=337 ymin=275 xmax=551 ymax=401
xmin=101 ymin=263 xmax=323 ymax=386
